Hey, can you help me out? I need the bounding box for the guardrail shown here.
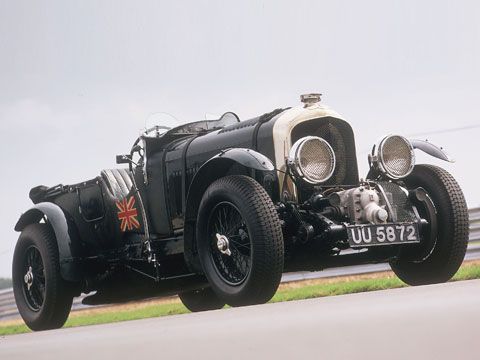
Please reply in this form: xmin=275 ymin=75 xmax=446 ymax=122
xmin=470 ymin=207 xmax=480 ymax=242
xmin=2 ymin=207 xmax=480 ymax=321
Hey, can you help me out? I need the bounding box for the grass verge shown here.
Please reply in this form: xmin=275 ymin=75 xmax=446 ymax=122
xmin=2 ymin=261 xmax=480 ymax=336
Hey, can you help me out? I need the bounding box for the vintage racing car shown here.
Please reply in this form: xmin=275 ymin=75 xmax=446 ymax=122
xmin=13 ymin=93 xmax=469 ymax=330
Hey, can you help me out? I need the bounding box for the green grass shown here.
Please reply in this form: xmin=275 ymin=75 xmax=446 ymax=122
xmin=1 ymin=262 xmax=479 ymax=337
xmin=0 ymin=303 xmax=190 ymax=336
xmin=273 ymin=263 xmax=480 ymax=302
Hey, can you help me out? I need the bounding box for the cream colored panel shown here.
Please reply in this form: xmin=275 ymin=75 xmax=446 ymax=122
xmin=272 ymin=103 xmax=345 ymax=198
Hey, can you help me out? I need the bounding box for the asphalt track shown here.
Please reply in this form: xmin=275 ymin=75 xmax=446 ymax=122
xmin=1 ymin=280 xmax=479 ymax=360
xmin=1 ymin=245 xmax=479 ymax=322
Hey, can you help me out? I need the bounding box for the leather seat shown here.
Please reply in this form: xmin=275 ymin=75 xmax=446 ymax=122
xmin=100 ymin=169 xmax=133 ymax=201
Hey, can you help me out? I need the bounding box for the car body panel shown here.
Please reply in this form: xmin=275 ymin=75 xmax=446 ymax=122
xmin=15 ymin=202 xmax=83 ymax=281
xmin=14 ymin=97 xmax=443 ymax=303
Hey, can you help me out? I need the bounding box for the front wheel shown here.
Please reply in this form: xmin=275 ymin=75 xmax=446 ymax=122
xmin=196 ymin=175 xmax=284 ymax=307
xmin=12 ymin=223 xmax=74 ymax=331
xmin=390 ymin=165 xmax=469 ymax=285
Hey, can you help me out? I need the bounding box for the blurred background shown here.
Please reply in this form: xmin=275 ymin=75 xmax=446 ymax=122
xmin=0 ymin=0 xmax=479 ymax=278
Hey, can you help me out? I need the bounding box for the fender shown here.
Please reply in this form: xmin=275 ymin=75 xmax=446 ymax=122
xmin=410 ymin=139 xmax=455 ymax=163
xmin=14 ymin=202 xmax=82 ymax=282
xmin=183 ymin=148 xmax=275 ymax=272
xmin=211 ymin=148 xmax=275 ymax=172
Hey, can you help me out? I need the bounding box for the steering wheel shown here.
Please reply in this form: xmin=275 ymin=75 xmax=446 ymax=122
xmin=127 ymin=125 xmax=172 ymax=172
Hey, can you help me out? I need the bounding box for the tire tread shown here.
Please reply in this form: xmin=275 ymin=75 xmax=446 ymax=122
xmin=197 ymin=175 xmax=284 ymax=306
xmin=390 ymin=165 xmax=469 ymax=285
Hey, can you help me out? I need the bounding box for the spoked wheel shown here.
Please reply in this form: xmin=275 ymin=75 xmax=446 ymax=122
xmin=13 ymin=223 xmax=74 ymax=331
xmin=208 ymin=201 xmax=252 ymax=286
xmin=389 ymin=165 xmax=469 ymax=285
xmin=22 ymin=246 xmax=46 ymax=311
xmin=196 ymin=175 xmax=284 ymax=307
xmin=178 ymin=287 xmax=225 ymax=312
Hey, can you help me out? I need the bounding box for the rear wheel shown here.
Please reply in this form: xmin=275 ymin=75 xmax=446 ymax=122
xmin=12 ymin=223 xmax=74 ymax=331
xmin=196 ymin=175 xmax=284 ymax=307
xmin=178 ymin=287 xmax=225 ymax=312
xmin=390 ymin=165 xmax=469 ymax=285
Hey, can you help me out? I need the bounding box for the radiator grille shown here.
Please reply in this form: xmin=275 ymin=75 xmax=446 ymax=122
xmin=378 ymin=181 xmax=417 ymax=222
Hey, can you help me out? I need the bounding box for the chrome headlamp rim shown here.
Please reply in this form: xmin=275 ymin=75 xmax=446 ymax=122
xmin=287 ymin=136 xmax=336 ymax=184
xmin=375 ymin=134 xmax=415 ymax=179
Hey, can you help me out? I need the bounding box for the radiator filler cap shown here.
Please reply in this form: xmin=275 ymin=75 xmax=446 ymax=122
xmin=300 ymin=93 xmax=322 ymax=106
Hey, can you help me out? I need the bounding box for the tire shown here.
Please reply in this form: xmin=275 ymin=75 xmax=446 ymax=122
xmin=12 ymin=223 xmax=74 ymax=331
xmin=196 ymin=175 xmax=284 ymax=307
xmin=389 ymin=165 xmax=469 ymax=285
xmin=179 ymin=287 xmax=225 ymax=312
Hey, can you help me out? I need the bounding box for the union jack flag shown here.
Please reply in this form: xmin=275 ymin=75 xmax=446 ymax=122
xmin=116 ymin=196 xmax=140 ymax=232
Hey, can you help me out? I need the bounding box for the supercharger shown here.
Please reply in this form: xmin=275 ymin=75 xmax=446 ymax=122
xmin=329 ymin=185 xmax=389 ymax=225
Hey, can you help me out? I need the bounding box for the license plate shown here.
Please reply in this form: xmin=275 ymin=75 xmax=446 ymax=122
xmin=347 ymin=223 xmax=420 ymax=248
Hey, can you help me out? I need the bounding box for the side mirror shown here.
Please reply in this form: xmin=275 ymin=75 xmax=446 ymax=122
xmin=116 ymin=154 xmax=132 ymax=164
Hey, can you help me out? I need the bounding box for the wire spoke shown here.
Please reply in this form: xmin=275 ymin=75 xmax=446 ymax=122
xmin=23 ymin=246 xmax=45 ymax=311
xmin=229 ymin=239 xmax=251 ymax=250
xmin=208 ymin=201 xmax=252 ymax=285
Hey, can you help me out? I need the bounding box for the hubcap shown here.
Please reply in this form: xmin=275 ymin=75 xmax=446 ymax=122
xmin=24 ymin=266 xmax=34 ymax=290
xmin=216 ymin=233 xmax=232 ymax=256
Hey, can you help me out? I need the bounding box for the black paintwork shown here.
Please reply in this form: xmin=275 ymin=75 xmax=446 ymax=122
xmin=16 ymin=108 xmax=405 ymax=303
xmin=14 ymin=202 xmax=82 ymax=282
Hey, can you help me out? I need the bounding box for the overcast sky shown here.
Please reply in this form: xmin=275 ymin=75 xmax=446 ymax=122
xmin=0 ymin=0 xmax=479 ymax=278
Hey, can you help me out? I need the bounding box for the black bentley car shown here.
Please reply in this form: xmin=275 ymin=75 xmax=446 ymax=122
xmin=13 ymin=94 xmax=469 ymax=330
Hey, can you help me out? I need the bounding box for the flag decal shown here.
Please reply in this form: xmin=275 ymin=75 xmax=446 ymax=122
xmin=116 ymin=196 xmax=140 ymax=232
